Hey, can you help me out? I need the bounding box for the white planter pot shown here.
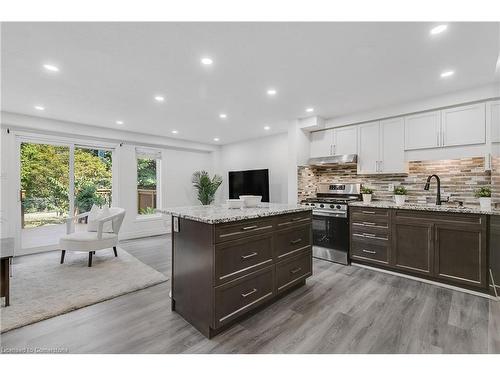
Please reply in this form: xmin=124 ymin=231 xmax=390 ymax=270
xmin=362 ymin=194 xmax=372 ymax=203
xmin=479 ymin=197 xmax=492 ymax=211
xmin=394 ymin=195 xmax=406 ymax=206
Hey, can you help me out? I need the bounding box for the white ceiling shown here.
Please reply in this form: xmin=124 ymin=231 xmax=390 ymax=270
xmin=1 ymin=22 xmax=499 ymax=145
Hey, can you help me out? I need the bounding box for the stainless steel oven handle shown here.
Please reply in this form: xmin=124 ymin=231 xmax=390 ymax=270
xmin=313 ymin=211 xmax=347 ymax=218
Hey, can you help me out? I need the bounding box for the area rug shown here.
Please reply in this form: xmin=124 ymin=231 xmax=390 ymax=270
xmin=0 ymin=248 xmax=168 ymax=333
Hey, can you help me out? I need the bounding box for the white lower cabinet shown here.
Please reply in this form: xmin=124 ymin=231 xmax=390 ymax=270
xmin=358 ymin=118 xmax=406 ymax=175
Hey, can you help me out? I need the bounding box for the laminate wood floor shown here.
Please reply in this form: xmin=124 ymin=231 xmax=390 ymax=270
xmin=1 ymin=235 xmax=499 ymax=354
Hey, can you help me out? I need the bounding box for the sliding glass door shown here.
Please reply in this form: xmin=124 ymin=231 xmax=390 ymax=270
xmin=20 ymin=142 xmax=70 ymax=250
xmin=19 ymin=140 xmax=113 ymax=253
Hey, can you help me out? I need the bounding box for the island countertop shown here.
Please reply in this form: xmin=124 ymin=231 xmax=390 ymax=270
xmin=349 ymin=201 xmax=500 ymax=216
xmin=157 ymin=203 xmax=313 ymax=224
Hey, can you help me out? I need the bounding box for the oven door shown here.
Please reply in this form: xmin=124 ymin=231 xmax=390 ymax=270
xmin=312 ymin=211 xmax=349 ymax=264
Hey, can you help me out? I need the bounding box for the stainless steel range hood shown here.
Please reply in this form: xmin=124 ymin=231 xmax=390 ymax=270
xmin=307 ymin=154 xmax=357 ymax=166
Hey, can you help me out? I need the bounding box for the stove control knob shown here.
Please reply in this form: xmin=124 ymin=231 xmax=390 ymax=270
xmin=336 ymin=205 xmax=341 ymax=209
xmin=330 ymin=204 xmax=335 ymax=209
xmin=319 ymin=204 xmax=324 ymax=208
xmin=310 ymin=203 xmax=315 ymax=207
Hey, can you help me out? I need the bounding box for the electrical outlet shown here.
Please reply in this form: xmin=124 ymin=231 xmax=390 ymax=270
xmin=388 ymin=184 xmax=395 ymax=192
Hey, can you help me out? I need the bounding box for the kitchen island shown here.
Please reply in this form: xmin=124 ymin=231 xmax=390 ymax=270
xmin=348 ymin=201 xmax=498 ymax=295
xmin=159 ymin=204 xmax=313 ymax=338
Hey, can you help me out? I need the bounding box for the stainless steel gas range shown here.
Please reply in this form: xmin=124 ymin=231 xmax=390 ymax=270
xmin=301 ymin=183 xmax=361 ymax=265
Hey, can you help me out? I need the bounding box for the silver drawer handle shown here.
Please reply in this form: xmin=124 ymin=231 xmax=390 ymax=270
xmin=290 ymin=238 xmax=303 ymax=245
xmin=362 ymin=249 xmax=377 ymax=254
xmin=241 ymin=288 xmax=257 ymax=298
xmin=241 ymin=252 xmax=258 ymax=260
xmin=291 ymin=217 xmax=304 ymax=222
xmin=290 ymin=267 xmax=302 ymax=274
xmin=353 ymin=233 xmax=387 ymax=241
xmin=242 ymin=225 xmax=258 ymax=231
xmin=362 ymin=211 xmax=376 ymax=214
xmin=362 ymin=222 xmax=377 ymax=226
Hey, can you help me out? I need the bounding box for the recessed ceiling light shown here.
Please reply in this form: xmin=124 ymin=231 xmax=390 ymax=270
xmin=171 ymin=130 xmax=179 ymax=134
xmin=154 ymin=95 xmax=165 ymax=102
xmin=116 ymin=120 xmax=124 ymax=125
xmin=264 ymin=125 xmax=271 ymax=130
xmin=440 ymin=70 xmax=455 ymax=78
xmin=201 ymin=57 xmax=213 ymax=65
xmin=267 ymin=89 xmax=277 ymax=96
xmin=430 ymin=24 xmax=448 ymax=35
xmin=43 ymin=64 xmax=59 ymax=72
xmin=34 ymin=105 xmax=45 ymax=111
xmin=219 ymin=113 xmax=227 ymax=119
xmin=305 ymin=107 xmax=314 ymax=113
xmin=213 ymin=137 xmax=220 ymax=142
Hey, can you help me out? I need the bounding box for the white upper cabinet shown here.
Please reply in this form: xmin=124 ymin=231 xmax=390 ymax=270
xmin=309 ymin=129 xmax=334 ymax=158
xmin=404 ymin=111 xmax=441 ymax=150
xmin=333 ymin=126 xmax=358 ymax=155
xmin=380 ymin=117 xmax=406 ymax=174
xmin=441 ymin=103 xmax=486 ymax=147
xmin=309 ymin=125 xmax=357 ymax=158
xmin=488 ymin=100 xmax=500 ymax=143
xmin=358 ymin=122 xmax=380 ymax=174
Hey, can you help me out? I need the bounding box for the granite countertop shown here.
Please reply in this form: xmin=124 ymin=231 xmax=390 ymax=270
xmin=157 ymin=203 xmax=312 ymax=224
xmin=349 ymin=201 xmax=500 ymax=216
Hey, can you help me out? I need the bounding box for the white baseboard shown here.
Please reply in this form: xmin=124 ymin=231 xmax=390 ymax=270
xmin=119 ymin=228 xmax=169 ymax=241
xmin=352 ymin=262 xmax=495 ymax=300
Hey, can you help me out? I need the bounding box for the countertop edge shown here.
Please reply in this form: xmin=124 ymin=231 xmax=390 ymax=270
xmin=349 ymin=201 xmax=500 ymax=216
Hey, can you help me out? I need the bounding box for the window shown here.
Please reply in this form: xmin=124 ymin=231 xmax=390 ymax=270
xmin=136 ymin=148 xmax=161 ymax=215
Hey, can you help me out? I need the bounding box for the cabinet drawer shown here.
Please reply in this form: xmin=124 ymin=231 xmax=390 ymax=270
xmin=215 ymin=233 xmax=273 ymax=285
xmin=351 ymin=240 xmax=389 ymax=264
xmin=275 ymin=211 xmax=312 ymax=228
xmin=215 ymin=218 xmax=274 ymax=243
xmin=275 ymin=224 xmax=312 ymax=259
xmin=214 ymin=266 xmax=274 ymax=328
xmin=350 ymin=207 xmax=390 ymax=223
xmin=276 ymin=250 xmax=312 ymax=293
xmin=351 ymin=231 xmax=389 ymax=243
xmin=351 ymin=222 xmax=389 ymax=237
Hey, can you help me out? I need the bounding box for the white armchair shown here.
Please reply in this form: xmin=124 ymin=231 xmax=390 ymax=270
xmin=59 ymin=207 xmax=126 ymax=267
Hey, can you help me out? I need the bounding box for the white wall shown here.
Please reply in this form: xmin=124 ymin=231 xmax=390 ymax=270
xmin=216 ymin=133 xmax=289 ymax=204
xmin=0 ymin=112 xmax=216 ymax=253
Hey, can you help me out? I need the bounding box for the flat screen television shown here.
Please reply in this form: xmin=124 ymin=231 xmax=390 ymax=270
xmin=229 ymin=169 xmax=270 ymax=202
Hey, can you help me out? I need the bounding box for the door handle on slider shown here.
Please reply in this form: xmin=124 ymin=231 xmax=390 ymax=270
xmin=241 ymin=252 xmax=258 ymax=260
xmin=241 ymin=288 xmax=257 ymax=298
xmin=242 ymin=225 xmax=258 ymax=231
xmin=290 ymin=267 xmax=302 ymax=274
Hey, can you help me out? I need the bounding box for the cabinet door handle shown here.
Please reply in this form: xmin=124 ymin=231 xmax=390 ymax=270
xmin=290 ymin=267 xmax=302 ymax=274
xmin=362 ymin=249 xmax=377 ymax=254
xmin=241 ymin=252 xmax=258 ymax=260
xmin=241 ymin=288 xmax=257 ymax=298
xmin=290 ymin=238 xmax=303 ymax=245
xmin=379 ymin=161 xmax=383 ymax=173
xmin=242 ymin=225 xmax=258 ymax=231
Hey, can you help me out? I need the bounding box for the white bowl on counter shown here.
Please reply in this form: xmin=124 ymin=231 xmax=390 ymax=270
xmin=239 ymin=195 xmax=262 ymax=208
xmin=226 ymin=199 xmax=244 ymax=209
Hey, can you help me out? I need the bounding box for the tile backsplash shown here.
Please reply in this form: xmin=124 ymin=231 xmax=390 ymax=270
xmin=298 ymin=157 xmax=496 ymax=207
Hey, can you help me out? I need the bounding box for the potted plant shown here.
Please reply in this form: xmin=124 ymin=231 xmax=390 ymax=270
xmin=475 ymin=186 xmax=492 ymax=210
xmin=192 ymin=170 xmax=223 ymax=205
xmin=394 ymin=186 xmax=408 ymax=206
xmin=361 ymin=186 xmax=374 ymax=203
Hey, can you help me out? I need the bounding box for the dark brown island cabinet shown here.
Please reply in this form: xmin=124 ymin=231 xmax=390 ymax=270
xmin=171 ymin=211 xmax=313 ymax=338
xmin=349 ymin=206 xmax=493 ymax=294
